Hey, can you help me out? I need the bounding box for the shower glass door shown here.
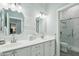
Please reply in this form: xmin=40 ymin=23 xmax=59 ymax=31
xmin=72 ymin=18 xmax=79 ymax=48
xmin=60 ymin=19 xmax=73 ymax=46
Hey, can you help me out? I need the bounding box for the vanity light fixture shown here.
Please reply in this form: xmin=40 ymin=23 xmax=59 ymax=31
xmin=10 ymin=3 xmax=22 ymax=12
xmin=39 ymin=11 xmax=48 ymax=19
xmin=10 ymin=3 xmax=16 ymax=11
xmin=1 ymin=3 xmax=22 ymax=12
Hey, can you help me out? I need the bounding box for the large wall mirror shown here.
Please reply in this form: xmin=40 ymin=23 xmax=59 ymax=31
xmin=36 ymin=16 xmax=47 ymax=34
xmin=0 ymin=9 xmax=24 ymax=35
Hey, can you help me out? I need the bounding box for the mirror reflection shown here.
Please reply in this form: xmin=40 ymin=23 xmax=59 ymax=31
xmin=10 ymin=18 xmax=21 ymax=34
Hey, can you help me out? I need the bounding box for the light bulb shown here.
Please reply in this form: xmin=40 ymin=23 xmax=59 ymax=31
xmin=18 ymin=6 xmax=22 ymax=10
xmin=11 ymin=4 xmax=16 ymax=11
xmin=16 ymin=5 xmax=22 ymax=12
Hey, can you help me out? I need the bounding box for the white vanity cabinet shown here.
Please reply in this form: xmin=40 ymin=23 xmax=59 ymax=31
xmin=44 ymin=40 xmax=55 ymax=56
xmin=31 ymin=43 xmax=44 ymax=56
xmin=0 ymin=39 xmax=55 ymax=56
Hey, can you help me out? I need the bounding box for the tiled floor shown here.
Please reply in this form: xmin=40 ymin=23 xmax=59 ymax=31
xmin=60 ymin=51 xmax=79 ymax=56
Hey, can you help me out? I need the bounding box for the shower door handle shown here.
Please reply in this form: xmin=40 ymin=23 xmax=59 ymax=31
xmin=72 ymin=29 xmax=73 ymax=37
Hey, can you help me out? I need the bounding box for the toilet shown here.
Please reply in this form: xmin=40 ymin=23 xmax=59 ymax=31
xmin=60 ymin=42 xmax=69 ymax=52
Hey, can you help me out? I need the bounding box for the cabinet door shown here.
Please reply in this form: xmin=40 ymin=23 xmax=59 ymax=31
xmin=1 ymin=51 xmax=14 ymax=56
xmin=44 ymin=40 xmax=55 ymax=56
xmin=44 ymin=41 xmax=50 ymax=56
xmin=31 ymin=43 xmax=44 ymax=56
xmin=30 ymin=45 xmax=36 ymax=56
xmin=15 ymin=47 xmax=31 ymax=56
xmin=35 ymin=43 xmax=44 ymax=56
xmin=49 ymin=40 xmax=55 ymax=56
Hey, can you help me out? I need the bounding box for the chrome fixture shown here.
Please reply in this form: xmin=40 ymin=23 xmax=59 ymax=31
xmin=11 ymin=34 xmax=17 ymax=43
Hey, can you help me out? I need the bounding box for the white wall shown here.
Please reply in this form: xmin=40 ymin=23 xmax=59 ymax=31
xmin=21 ymin=3 xmax=68 ymax=35
xmin=0 ymin=3 xmax=68 ymax=41
xmin=46 ymin=3 xmax=68 ymax=34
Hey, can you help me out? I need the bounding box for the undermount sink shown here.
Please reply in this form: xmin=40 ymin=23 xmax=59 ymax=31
xmin=29 ymin=36 xmax=36 ymax=41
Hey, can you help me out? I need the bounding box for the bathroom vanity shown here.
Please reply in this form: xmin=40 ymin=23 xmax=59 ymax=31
xmin=0 ymin=36 xmax=55 ymax=56
xmin=0 ymin=5 xmax=56 ymax=56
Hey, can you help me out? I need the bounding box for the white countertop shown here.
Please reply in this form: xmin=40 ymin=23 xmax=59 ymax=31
xmin=0 ymin=35 xmax=55 ymax=53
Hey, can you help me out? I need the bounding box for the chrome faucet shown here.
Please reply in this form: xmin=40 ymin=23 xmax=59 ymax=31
xmin=11 ymin=34 xmax=17 ymax=43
